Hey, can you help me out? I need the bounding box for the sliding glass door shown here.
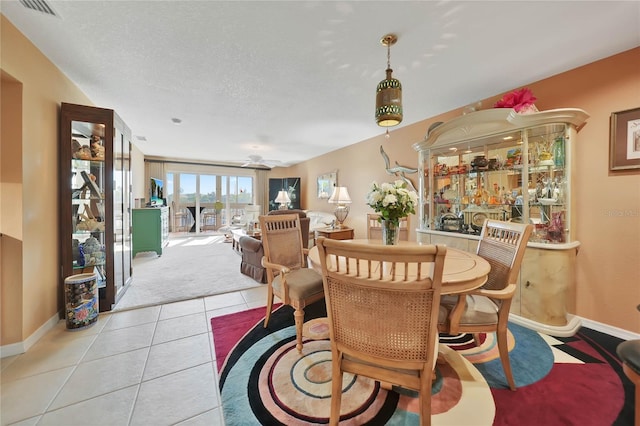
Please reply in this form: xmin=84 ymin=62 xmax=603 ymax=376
xmin=166 ymin=170 xmax=254 ymax=233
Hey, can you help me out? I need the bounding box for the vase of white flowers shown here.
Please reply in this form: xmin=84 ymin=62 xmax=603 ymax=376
xmin=366 ymin=180 xmax=418 ymax=245
xmin=380 ymin=219 xmax=399 ymax=245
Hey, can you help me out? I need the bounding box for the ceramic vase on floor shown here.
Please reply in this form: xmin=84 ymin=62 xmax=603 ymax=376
xmin=381 ymin=219 xmax=400 ymax=245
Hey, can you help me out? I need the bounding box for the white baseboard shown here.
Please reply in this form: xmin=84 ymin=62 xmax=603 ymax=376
xmin=0 ymin=312 xmax=60 ymax=358
xmin=579 ymin=317 xmax=640 ymax=341
xmin=509 ymin=313 xmax=582 ymax=337
xmin=509 ymin=313 xmax=640 ymax=340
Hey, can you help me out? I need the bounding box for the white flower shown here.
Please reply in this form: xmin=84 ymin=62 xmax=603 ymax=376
xmin=365 ymin=180 xmax=418 ymax=225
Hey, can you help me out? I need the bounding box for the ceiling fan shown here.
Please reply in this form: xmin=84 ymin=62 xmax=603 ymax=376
xmin=241 ymin=154 xmax=282 ymax=168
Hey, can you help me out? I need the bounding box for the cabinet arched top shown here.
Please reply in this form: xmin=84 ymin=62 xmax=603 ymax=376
xmin=412 ymin=108 xmax=589 ymax=152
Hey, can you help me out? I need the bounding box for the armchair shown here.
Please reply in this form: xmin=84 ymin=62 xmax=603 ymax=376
xmin=237 ymin=209 xmax=311 ymax=283
xmin=238 ymin=235 xmax=266 ymax=283
xmin=259 ymin=214 xmax=324 ymax=353
xmin=438 ymin=219 xmax=532 ymax=390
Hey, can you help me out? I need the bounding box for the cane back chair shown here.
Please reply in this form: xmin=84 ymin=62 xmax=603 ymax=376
xmin=316 ymin=238 xmax=446 ymax=426
xmin=259 ymin=214 xmax=324 ymax=353
xmin=439 ymin=219 xmax=532 ymax=390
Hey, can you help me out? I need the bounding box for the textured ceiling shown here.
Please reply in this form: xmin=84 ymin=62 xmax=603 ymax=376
xmin=2 ymin=1 xmax=639 ymax=167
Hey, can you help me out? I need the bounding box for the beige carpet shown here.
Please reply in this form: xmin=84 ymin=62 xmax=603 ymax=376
xmin=113 ymin=233 xmax=262 ymax=311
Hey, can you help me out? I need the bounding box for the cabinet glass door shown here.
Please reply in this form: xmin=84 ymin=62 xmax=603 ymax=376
xmin=70 ymin=121 xmax=107 ymax=290
xmin=113 ymin=123 xmax=132 ymax=298
xmin=525 ymin=124 xmax=568 ymax=243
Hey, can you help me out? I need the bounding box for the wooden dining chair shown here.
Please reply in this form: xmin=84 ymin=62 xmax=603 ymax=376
xmin=367 ymin=213 xmax=409 ymax=241
xmin=259 ymin=214 xmax=324 ymax=353
xmin=439 ymin=219 xmax=532 ymax=390
xmin=316 ymin=238 xmax=446 ymax=426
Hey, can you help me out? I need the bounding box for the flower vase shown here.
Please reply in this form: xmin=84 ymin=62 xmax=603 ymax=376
xmin=381 ymin=219 xmax=400 ymax=245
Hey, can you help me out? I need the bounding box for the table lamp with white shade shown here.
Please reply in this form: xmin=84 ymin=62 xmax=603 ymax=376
xmin=328 ymin=186 xmax=352 ymax=228
xmin=275 ymin=190 xmax=291 ymax=210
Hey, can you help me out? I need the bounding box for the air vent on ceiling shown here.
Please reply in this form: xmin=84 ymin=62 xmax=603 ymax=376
xmin=19 ymin=0 xmax=58 ymax=17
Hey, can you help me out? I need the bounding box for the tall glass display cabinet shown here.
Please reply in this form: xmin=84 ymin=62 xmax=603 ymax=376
xmin=60 ymin=103 xmax=133 ymax=313
xmin=413 ymin=108 xmax=588 ymax=335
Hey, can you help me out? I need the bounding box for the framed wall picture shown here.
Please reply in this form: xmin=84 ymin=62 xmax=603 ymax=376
xmin=610 ymin=107 xmax=640 ymax=171
xmin=317 ymin=170 xmax=337 ymax=199
xmin=268 ymin=177 xmax=301 ymax=211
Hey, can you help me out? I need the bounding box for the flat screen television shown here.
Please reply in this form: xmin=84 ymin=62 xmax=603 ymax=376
xmin=150 ymin=177 xmax=164 ymax=205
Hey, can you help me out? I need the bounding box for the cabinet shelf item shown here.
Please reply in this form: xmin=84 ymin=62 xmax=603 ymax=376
xmin=413 ymin=107 xmax=588 ymax=332
xmin=60 ymin=103 xmax=133 ymax=313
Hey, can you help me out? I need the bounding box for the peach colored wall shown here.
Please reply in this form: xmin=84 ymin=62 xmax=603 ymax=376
xmin=1 ymin=71 xmax=24 ymax=344
xmin=529 ymin=48 xmax=640 ymax=333
xmin=280 ymin=47 xmax=640 ymax=334
xmin=1 ymin=16 xmax=93 ymax=345
xmin=275 ymin=108 xmax=463 ymax=240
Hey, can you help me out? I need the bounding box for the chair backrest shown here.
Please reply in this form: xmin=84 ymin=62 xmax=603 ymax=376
xmin=268 ymin=209 xmax=310 ymax=248
xmin=259 ymin=214 xmax=306 ymax=270
xmin=367 ymin=213 xmax=409 ymax=241
xmin=316 ymin=238 xmax=446 ymax=364
xmin=477 ymin=219 xmax=533 ymax=291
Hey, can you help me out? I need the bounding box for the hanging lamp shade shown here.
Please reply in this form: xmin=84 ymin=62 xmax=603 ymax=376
xmin=375 ymin=34 xmax=402 ymax=127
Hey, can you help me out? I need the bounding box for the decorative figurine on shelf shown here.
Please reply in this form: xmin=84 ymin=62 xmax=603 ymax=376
xmin=71 ymin=138 xmax=81 ymax=158
xmin=77 ymin=244 xmax=85 ymax=267
xmin=73 ymin=142 xmax=92 ymax=160
xmin=72 ymin=239 xmax=80 ymax=264
xmin=90 ymin=135 xmax=105 ymax=160
xmin=471 ymin=155 xmax=488 ymax=171
xmin=82 ymin=237 xmax=101 ymax=262
xmin=535 ymin=137 xmax=555 ymax=166
xmin=553 ymin=136 xmax=565 ymax=167
xmin=546 ymin=211 xmax=565 ymax=243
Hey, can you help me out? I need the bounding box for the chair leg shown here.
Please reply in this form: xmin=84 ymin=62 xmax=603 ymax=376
xmin=294 ymin=307 xmax=304 ymax=353
xmin=472 ymin=333 xmax=482 ymax=347
xmin=419 ymin=370 xmax=432 ymax=426
xmin=330 ymin=355 xmax=343 ymax=426
xmin=263 ymin=288 xmax=274 ymax=328
xmin=496 ymin=329 xmax=516 ymax=390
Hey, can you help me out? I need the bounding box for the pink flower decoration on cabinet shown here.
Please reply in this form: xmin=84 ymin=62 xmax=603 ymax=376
xmin=494 ymin=88 xmax=537 ymax=113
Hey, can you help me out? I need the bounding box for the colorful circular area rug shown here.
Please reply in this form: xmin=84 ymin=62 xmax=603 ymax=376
xmin=214 ymin=301 xmax=631 ymax=425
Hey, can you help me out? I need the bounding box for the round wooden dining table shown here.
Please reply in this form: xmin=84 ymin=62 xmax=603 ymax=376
xmin=307 ymin=239 xmax=490 ymax=295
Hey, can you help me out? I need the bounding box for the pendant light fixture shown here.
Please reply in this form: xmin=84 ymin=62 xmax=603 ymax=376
xmin=375 ymin=34 xmax=402 ymax=127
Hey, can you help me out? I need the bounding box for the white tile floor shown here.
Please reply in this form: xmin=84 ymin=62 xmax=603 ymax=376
xmin=0 ymin=285 xmax=269 ymax=426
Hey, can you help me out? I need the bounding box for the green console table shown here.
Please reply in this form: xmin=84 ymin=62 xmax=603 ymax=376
xmin=132 ymin=207 xmax=169 ymax=257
